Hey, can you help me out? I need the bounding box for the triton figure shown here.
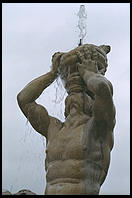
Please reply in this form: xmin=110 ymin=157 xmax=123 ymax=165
xmin=17 ymin=43 xmax=116 ymax=195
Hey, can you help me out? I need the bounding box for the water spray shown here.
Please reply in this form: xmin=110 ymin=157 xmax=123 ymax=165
xmin=77 ymin=5 xmax=87 ymax=46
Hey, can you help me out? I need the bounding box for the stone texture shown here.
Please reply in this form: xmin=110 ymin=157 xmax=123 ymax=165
xmin=2 ymin=190 xmax=12 ymax=195
xmin=17 ymin=43 xmax=116 ymax=195
xmin=2 ymin=189 xmax=36 ymax=195
xmin=14 ymin=189 xmax=36 ymax=195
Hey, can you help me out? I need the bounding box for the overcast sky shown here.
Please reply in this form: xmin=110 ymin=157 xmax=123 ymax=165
xmin=2 ymin=3 xmax=130 ymax=195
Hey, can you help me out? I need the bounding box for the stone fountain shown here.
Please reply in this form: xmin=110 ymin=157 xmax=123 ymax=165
xmin=16 ymin=5 xmax=116 ymax=195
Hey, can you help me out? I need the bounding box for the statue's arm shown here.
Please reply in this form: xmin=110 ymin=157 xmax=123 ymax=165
xmin=79 ymin=68 xmax=115 ymax=130
xmin=17 ymin=71 xmax=57 ymax=137
xmin=17 ymin=52 xmax=63 ymax=137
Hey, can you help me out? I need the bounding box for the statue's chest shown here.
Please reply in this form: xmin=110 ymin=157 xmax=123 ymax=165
xmin=46 ymin=126 xmax=84 ymax=162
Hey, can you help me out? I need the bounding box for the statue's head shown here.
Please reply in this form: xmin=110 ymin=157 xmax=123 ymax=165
xmin=51 ymin=44 xmax=111 ymax=117
xmin=64 ymin=92 xmax=93 ymax=118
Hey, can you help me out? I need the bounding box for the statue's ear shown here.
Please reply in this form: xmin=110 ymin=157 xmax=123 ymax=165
xmin=99 ymin=45 xmax=111 ymax=54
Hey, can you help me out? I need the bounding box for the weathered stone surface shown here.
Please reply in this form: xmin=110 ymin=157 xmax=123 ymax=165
xmin=14 ymin=189 xmax=36 ymax=195
xmin=2 ymin=189 xmax=36 ymax=195
xmin=17 ymin=43 xmax=116 ymax=195
xmin=2 ymin=190 xmax=12 ymax=195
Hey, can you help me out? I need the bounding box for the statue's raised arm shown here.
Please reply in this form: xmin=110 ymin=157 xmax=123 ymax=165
xmin=17 ymin=52 xmax=63 ymax=138
xmin=77 ymin=44 xmax=116 ymax=132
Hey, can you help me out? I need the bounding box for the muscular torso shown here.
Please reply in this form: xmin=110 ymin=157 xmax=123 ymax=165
xmin=45 ymin=115 xmax=114 ymax=195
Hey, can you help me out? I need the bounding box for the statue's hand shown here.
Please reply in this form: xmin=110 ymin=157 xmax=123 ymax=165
xmin=76 ymin=47 xmax=98 ymax=78
xmin=51 ymin=52 xmax=64 ymax=76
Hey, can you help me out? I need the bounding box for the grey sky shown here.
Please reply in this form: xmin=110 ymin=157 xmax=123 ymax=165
xmin=2 ymin=3 xmax=130 ymax=195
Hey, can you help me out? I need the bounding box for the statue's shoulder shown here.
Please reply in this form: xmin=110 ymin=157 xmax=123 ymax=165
xmin=48 ymin=116 xmax=63 ymax=131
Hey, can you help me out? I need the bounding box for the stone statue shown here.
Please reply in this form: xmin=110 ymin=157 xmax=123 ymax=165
xmin=17 ymin=43 xmax=116 ymax=195
xmin=2 ymin=189 xmax=36 ymax=195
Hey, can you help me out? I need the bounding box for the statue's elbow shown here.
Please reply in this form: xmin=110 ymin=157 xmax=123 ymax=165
xmin=17 ymin=92 xmax=24 ymax=107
